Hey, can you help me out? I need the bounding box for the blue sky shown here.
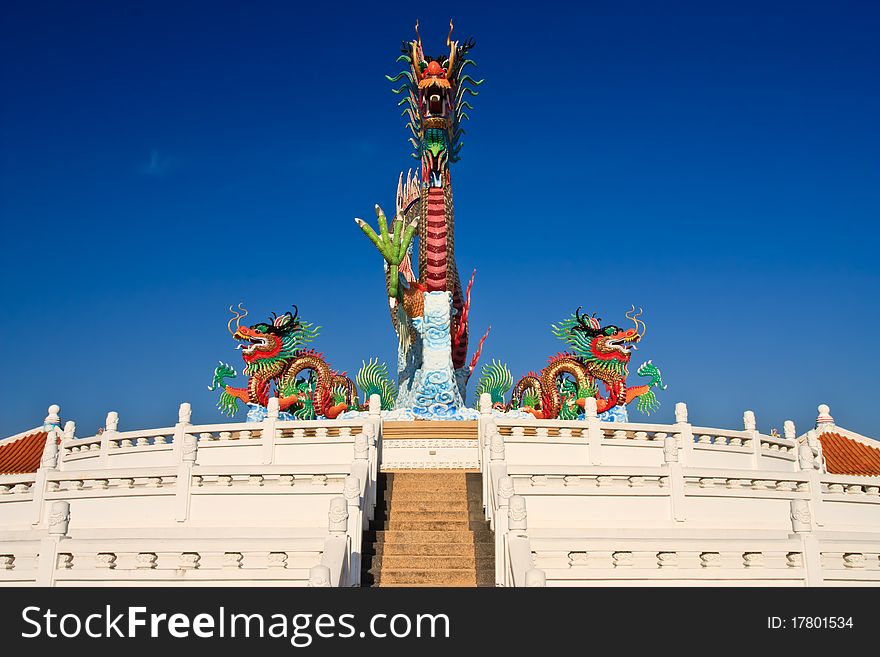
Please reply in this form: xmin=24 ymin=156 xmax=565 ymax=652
xmin=1 ymin=0 xmax=878 ymax=438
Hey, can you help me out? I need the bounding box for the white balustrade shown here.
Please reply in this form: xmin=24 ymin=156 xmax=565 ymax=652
xmin=481 ymin=404 xmax=880 ymax=587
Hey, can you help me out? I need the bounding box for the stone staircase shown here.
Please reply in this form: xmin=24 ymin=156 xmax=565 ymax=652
xmin=362 ymin=471 xmax=494 ymax=586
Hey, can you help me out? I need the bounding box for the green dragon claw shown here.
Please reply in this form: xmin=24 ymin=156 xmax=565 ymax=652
xmin=355 ymin=205 xmax=418 ymax=299
xmin=208 ymin=361 xmax=236 ymax=391
xmin=637 ymin=360 xmax=666 ymax=390
xmin=210 ymin=362 xmax=239 ymax=416
xmin=217 ymin=390 xmax=239 ymax=416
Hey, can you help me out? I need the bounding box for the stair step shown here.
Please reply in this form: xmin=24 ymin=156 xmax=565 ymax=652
xmin=385 ymin=500 xmax=469 ymax=512
xmin=376 ymin=569 xmax=477 ymax=586
xmin=364 ymin=542 xmax=494 ymax=558
xmin=370 ymin=529 xmax=477 ymax=543
xmin=366 ymin=555 xmax=494 ymax=570
xmin=382 ymin=490 xmax=467 ymax=501
xmin=383 ymin=520 xmax=470 ymax=531
xmin=390 ymin=480 xmax=468 ymax=490
xmin=386 ymin=510 xmax=469 ymax=522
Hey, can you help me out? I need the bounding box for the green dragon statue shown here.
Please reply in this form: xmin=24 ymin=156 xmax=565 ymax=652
xmin=509 ymin=306 xmax=667 ymax=420
xmin=208 ymin=304 xmax=357 ymax=419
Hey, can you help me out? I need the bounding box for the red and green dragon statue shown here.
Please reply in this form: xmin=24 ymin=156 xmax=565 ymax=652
xmin=208 ymin=304 xmax=357 ymax=420
xmin=495 ymin=306 xmax=666 ymax=421
xmin=355 ymin=21 xmax=489 ymax=408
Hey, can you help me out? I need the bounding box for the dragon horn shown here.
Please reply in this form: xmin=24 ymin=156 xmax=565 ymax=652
xmin=414 ymin=19 xmax=420 ymax=43
xmin=636 ymin=307 xmax=646 ymax=339
xmin=291 ymin=304 xmax=299 ymax=322
xmin=626 ymin=304 xmax=640 ymax=334
xmin=227 ymin=305 xmax=240 ymax=336
xmin=447 ymin=19 xmax=454 ymax=46
xmin=236 ymin=302 xmax=248 ymax=329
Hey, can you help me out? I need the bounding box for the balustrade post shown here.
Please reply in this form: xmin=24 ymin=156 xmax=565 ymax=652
xmin=790 ymin=499 xmax=823 ymax=586
xmin=481 ymin=417 xmax=499 ymax=517
xmin=525 ymin=568 xmax=547 ymax=587
xmin=506 ymin=496 xmax=532 ymax=587
xmin=60 ymin=420 xmax=76 ymax=458
xmin=478 ymin=392 xmax=493 ymax=480
xmin=343 ymin=475 xmax=362 ymax=587
xmin=791 ymin=418 xmax=825 ymax=528
xmin=368 ymin=393 xmax=382 ymax=475
xmin=664 ymin=434 xmax=687 ymax=522
xmin=584 ymin=397 xmax=602 ymax=465
xmin=674 ymin=402 xmax=693 ymax=466
xmin=495 ymin=476 xmax=514 ymax=586
xmin=323 ymin=497 xmax=350 ymax=586
xmin=32 ymin=406 xmax=62 ymax=525
xmin=489 ymin=431 xmax=508 ymax=528
xmin=744 ymin=410 xmax=760 ymax=469
xmin=99 ymin=411 xmax=118 ymax=467
xmin=37 ymin=501 xmax=70 ymax=586
xmin=308 ymin=565 xmax=332 ymax=587
xmin=175 ymin=432 xmax=198 ymax=523
xmin=262 ymin=397 xmax=280 ymax=465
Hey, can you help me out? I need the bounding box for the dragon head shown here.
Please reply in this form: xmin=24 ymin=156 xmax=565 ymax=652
xmin=572 ymin=307 xmax=644 ymax=363
xmin=390 ymin=20 xmax=483 ymax=186
xmin=552 ymin=306 xmax=647 ymax=366
xmin=227 ymin=304 xmax=318 ymax=370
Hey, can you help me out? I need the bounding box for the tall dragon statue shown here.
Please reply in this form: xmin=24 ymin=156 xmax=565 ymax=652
xmin=509 ymin=306 xmax=667 ymax=421
xmin=208 ymin=304 xmax=358 ymax=420
xmin=355 ymin=21 xmax=488 ymax=418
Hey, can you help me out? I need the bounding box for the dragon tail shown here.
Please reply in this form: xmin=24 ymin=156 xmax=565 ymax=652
xmin=356 ymin=358 xmax=398 ymax=410
xmin=473 ymin=358 xmax=512 ymax=408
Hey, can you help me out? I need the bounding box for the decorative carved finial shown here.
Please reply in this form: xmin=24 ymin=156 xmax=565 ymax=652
xmin=816 ymin=404 xmax=834 ymax=430
xmin=178 ymin=402 xmax=192 ymax=424
xmin=353 ymin=433 xmax=369 ymax=460
xmin=328 ymin=497 xmax=349 ymax=533
xmin=798 ymin=440 xmax=816 ymax=470
xmin=783 ymin=420 xmax=796 ymax=440
xmin=583 ymin=396 xmax=598 ymax=419
xmin=663 ymin=435 xmax=679 ymax=463
xmin=368 ymin=393 xmax=381 ymax=416
xmin=497 ymin=476 xmax=515 ymax=506
xmin=490 ymin=433 xmax=505 ymax=461
xmin=48 ymin=501 xmax=70 ymax=536
xmin=344 ymin=475 xmax=361 ymax=506
xmin=479 ymin=392 xmax=492 ymax=413
xmin=743 ymin=410 xmax=756 ymax=432
xmin=44 ymin=404 xmax=61 ymax=429
xmin=62 ymin=421 xmax=76 ymax=440
xmin=525 ymin=568 xmax=546 ymax=587
xmin=674 ymin=402 xmax=688 ymax=424
xmin=266 ymin=397 xmax=280 ymax=420
xmin=308 ymin=564 xmax=332 ymax=587
xmin=508 ymin=495 xmax=527 ymax=531
xmin=790 ymin=499 xmax=812 ymax=533
xmin=105 ymin=411 xmax=119 ymax=433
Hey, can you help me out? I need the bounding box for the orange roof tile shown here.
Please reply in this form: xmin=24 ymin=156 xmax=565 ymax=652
xmin=0 ymin=431 xmax=49 ymax=475
xmin=819 ymin=432 xmax=880 ymax=477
